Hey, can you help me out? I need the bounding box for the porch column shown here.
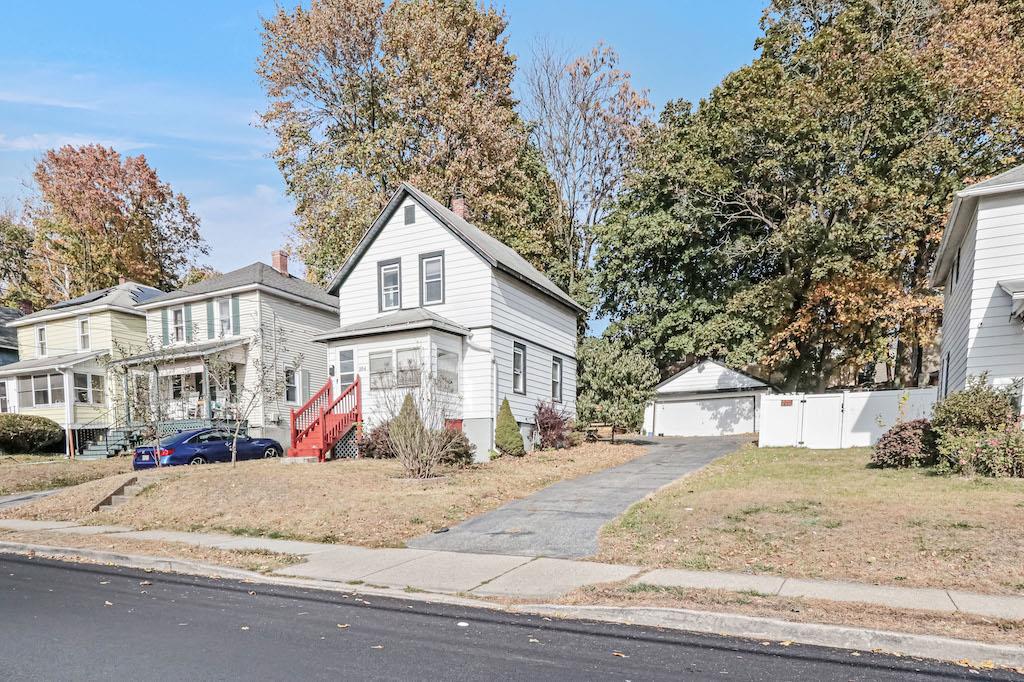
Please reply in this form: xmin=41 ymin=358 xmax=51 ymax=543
xmin=201 ymin=367 xmax=211 ymax=419
xmin=62 ymin=369 xmax=74 ymax=459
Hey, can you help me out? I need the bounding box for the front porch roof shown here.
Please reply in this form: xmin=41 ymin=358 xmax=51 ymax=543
xmin=110 ymin=338 xmax=247 ymax=368
xmin=998 ymin=279 xmax=1024 ymax=319
xmin=314 ymin=307 xmax=469 ymax=342
xmin=0 ymin=350 xmax=105 ymax=377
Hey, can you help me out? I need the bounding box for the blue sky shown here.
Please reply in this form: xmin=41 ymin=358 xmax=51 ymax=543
xmin=0 ymin=1 xmax=765 ymax=276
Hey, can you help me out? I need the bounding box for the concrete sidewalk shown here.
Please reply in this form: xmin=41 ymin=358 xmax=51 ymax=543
xmin=2 ymin=518 xmax=1023 ymax=621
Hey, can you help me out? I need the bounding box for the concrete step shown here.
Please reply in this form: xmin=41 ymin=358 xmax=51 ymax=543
xmin=122 ymin=485 xmax=143 ymax=497
xmin=108 ymin=494 xmax=128 ymax=507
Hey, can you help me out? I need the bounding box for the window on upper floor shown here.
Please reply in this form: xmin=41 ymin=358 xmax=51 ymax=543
xmin=420 ymin=252 xmax=444 ymax=306
xmin=551 ymin=356 xmax=563 ymax=403
xmin=77 ymin=317 xmax=90 ymax=351
xmin=171 ymin=306 xmax=186 ymax=343
xmin=378 ymin=260 xmax=401 ymax=312
xmin=404 ymin=204 xmax=416 ymax=225
xmin=218 ymin=297 xmax=233 ymax=336
xmin=512 ymin=342 xmax=526 ymax=395
xmin=36 ymin=326 xmax=47 ymax=356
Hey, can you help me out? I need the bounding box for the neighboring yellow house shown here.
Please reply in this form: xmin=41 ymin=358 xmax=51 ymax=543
xmin=0 ymin=281 xmax=163 ymax=456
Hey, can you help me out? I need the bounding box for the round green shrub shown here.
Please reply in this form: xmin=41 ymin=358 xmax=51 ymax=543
xmin=495 ymin=397 xmax=524 ymax=456
xmin=931 ymin=374 xmax=1018 ymax=441
xmin=870 ymin=419 xmax=936 ymax=468
xmin=938 ymin=426 xmax=1024 ymax=477
xmin=0 ymin=414 xmax=63 ymax=454
xmin=439 ymin=428 xmax=476 ymax=467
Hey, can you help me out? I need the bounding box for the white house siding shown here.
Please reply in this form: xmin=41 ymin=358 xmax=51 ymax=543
xmin=256 ymin=292 xmax=336 ymax=444
xmin=965 ymin=191 xmax=1024 ymax=390
xmin=491 ymin=327 xmax=577 ymax=425
xmin=145 ymin=291 xmax=261 ymax=348
xmin=939 ymin=216 xmax=975 ymax=398
xmin=336 ymin=197 xmax=493 ymax=328
xmin=490 ymin=272 xmax=577 ymax=360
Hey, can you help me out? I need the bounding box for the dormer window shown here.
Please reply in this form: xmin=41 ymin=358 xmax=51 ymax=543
xmin=36 ymin=326 xmax=47 ymax=356
xmin=378 ymin=259 xmax=401 ymax=312
xmin=420 ymin=252 xmax=444 ymax=306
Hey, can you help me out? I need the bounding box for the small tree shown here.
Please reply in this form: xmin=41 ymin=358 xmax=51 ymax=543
xmin=495 ymin=398 xmax=525 ymax=456
xmin=577 ymin=337 xmax=658 ymax=442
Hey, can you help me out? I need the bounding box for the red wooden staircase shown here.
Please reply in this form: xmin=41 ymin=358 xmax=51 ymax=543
xmin=287 ymin=377 xmax=362 ymax=461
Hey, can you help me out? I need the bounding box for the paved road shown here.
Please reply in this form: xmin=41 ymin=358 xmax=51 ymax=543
xmin=1 ymin=556 xmax=1008 ymax=682
xmin=409 ymin=436 xmax=749 ymax=558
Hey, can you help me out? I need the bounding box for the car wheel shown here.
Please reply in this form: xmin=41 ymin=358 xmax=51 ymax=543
xmin=188 ymin=456 xmax=206 ymax=465
xmin=263 ymin=447 xmax=280 ymax=458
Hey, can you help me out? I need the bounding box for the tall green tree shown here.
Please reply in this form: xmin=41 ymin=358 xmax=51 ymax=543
xmin=576 ymin=337 xmax=659 ymax=441
xmin=596 ymin=0 xmax=1024 ymax=390
xmin=0 ymin=212 xmax=32 ymax=308
xmin=258 ymin=0 xmax=563 ymax=285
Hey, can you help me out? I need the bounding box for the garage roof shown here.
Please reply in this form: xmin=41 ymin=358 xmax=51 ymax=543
xmin=655 ymin=359 xmax=771 ymax=396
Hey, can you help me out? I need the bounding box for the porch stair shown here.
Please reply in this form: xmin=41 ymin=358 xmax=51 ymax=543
xmin=78 ymin=426 xmax=137 ymax=460
xmin=287 ymin=377 xmax=362 ymax=462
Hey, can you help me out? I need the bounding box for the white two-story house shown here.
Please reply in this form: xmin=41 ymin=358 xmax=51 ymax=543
xmin=118 ymin=253 xmax=337 ymax=446
xmin=933 ymin=163 xmax=1024 ymax=400
xmin=300 ymin=183 xmax=582 ymax=461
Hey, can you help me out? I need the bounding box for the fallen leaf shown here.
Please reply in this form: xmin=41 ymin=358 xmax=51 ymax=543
xmin=529 ymin=638 xmax=540 ymax=643
xmin=248 ymin=591 xmax=257 ymax=596
xmin=103 ymin=601 xmax=113 ymax=607
xmin=337 ymin=624 xmax=349 ymax=629
xmin=457 ymin=622 xmax=469 ymax=628
xmin=371 ymin=645 xmax=383 ymax=649
xmin=240 ymin=626 xmax=250 ymax=631
xmin=139 ymin=581 xmax=152 ymax=586
xmin=612 ymin=652 xmax=629 ymax=658
xmin=779 ymin=641 xmax=793 ymax=647
xmin=99 ymin=581 xmax=110 ymax=585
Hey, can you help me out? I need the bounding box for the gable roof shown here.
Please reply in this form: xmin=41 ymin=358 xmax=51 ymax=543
xmin=932 ymin=163 xmax=1024 ymax=286
xmin=326 ymin=183 xmax=585 ymax=314
xmin=654 ymin=359 xmax=772 ymax=395
xmin=9 ymin=282 xmax=164 ymax=327
xmin=140 ymin=262 xmax=337 ymax=310
xmin=314 ymin=307 xmax=469 ymax=342
xmin=0 ymin=307 xmax=21 ymax=350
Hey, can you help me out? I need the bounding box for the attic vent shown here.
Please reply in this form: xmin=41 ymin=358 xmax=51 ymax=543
xmin=404 ymin=205 xmax=415 ymax=225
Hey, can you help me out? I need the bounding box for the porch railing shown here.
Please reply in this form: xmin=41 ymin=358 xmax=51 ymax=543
xmin=289 ymin=377 xmax=361 ymax=459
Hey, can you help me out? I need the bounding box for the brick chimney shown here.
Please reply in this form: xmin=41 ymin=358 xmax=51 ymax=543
xmin=450 ymin=193 xmax=466 ymax=219
xmin=272 ymin=250 xmax=289 ymax=276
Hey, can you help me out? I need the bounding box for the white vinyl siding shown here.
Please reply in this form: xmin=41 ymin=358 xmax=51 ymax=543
xmin=491 ymin=272 xmax=576 ymax=357
xmin=963 ymin=192 xmax=1024 ymax=390
xmin=492 ymin=327 xmax=576 ymax=424
xmin=336 ymin=197 xmax=492 ymax=328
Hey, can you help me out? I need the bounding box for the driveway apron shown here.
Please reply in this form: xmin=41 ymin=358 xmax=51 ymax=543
xmin=407 ymin=435 xmax=748 ymax=559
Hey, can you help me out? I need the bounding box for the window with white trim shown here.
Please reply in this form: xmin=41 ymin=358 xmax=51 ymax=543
xmin=512 ymin=342 xmax=526 ymax=394
xmin=284 ymin=368 xmax=298 ymax=403
xmin=218 ymin=297 xmax=232 ymax=337
xmin=77 ymin=317 xmax=90 ymax=350
xmin=396 ymin=348 xmax=420 ymax=387
xmin=337 ymin=349 xmax=355 ymax=390
xmin=36 ymin=326 xmax=47 ymax=356
xmin=369 ymin=351 xmax=395 ymax=390
xmin=420 ymin=253 xmax=443 ymax=305
xmin=0 ymin=382 xmax=8 ymax=413
xmin=31 ymin=374 xmax=64 ymax=406
xmin=379 ymin=261 xmax=401 ymax=311
xmin=73 ymin=373 xmax=104 ymax=404
xmin=551 ymin=356 xmax=563 ymax=403
xmin=437 ymin=349 xmax=458 ymax=393
xmin=171 ymin=306 xmax=185 ymax=343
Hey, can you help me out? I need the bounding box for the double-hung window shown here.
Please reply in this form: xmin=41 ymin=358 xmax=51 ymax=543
xmin=512 ymin=342 xmax=526 ymax=395
xmin=36 ymin=326 xmax=47 ymax=356
xmin=419 ymin=252 xmax=444 ymax=306
xmin=77 ymin=318 xmax=90 ymax=350
xmin=31 ymin=374 xmax=64 ymax=406
xmin=171 ymin=306 xmax=186 ymax=343
xmin=378 ymin=260 xmax=401 ymax=312
xmin=551 ymin=356 xmax=563 ymax=403
xmin=369 ymin=351 xmax=395 ymax=390
xmin=284 ymin=368 xmax=298 ymax=403
xmin=218 ymin=298 xmax=232 ymax=337
xmin=73 ymin=373 xmax=104 ymax=404
xmin=336 ymin=349 xmax=355 ymax=390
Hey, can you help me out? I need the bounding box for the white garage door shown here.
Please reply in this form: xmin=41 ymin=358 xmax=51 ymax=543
xmin=654 ymin=396 xmax=755 ymax=437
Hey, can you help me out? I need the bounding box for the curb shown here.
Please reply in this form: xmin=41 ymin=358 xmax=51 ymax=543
xmin=2 ymin=541 xmax=1022 ymax=669
xmin=517 ymin=605 xmax=1024 ymax=669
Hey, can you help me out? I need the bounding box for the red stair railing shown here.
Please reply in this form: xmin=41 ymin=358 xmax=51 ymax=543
xmin=288 ymin=377 xmax=362 ymax=460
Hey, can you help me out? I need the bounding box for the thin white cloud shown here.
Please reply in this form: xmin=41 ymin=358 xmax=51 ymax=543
xmin=0 ymin=91 xmax=97 ymax=110
xmin=0 ymin=133 xmax=154 ymax=153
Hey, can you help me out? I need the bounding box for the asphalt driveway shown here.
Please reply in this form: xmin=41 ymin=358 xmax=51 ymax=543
xmin=408 ymin=435 xmax=749 ymax=559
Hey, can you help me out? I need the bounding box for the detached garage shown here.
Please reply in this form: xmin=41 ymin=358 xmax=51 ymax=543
xmin=643 ymin=360 xmax=772 ymax=437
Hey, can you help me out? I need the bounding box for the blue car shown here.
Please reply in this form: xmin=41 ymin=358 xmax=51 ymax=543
xmin=133 ymin=428 xmax=283 ymax=470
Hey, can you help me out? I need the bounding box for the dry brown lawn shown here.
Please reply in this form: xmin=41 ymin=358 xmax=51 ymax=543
xmin=555 ymin=582 xmax=1023 ymax=647
xmin=6 ymin=442 xmax=645 ymax=547
xmin=0 ymin=528 xmax=300 ymax=573
xmin=597 ymin=445 xmax=1024 ymax=595
xmin=0 ymin=456 xmax=132 ymax=496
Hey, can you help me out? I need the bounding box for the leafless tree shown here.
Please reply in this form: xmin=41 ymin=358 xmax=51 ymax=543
xmin=524 ymin=40 xmax=650 ymax=300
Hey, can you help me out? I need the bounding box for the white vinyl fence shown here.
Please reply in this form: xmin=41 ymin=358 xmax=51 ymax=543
xmin=758 ymin=388 xmax=937 ymax=449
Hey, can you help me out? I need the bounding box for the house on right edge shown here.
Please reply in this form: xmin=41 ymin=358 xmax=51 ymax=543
xmin=306 ymin=183 xmax=583 ymax=461
xmin=932 ymin=163 xmax=1024 ymax=399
